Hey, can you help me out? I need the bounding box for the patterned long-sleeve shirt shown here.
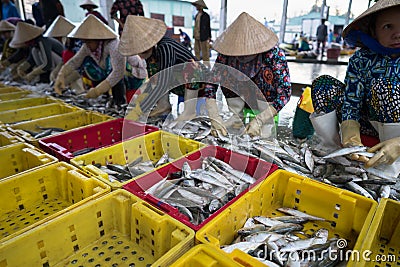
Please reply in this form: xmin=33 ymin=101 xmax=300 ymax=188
xmin=66 ymin=39 xmax=125 ymax=87
xmin=140 ymin=36 xmax=198 ymax=111
xmin=343 ymin=48 xmax=400 ymax=123
xmin=206 ymin=46 xmax=291 ymax=112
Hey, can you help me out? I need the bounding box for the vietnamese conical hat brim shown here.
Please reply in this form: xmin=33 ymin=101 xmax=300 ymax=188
xmin=343 ymin=0 xmax=400 ymax=40
xmin=0 ymin=20 xmax=16 ymax=32
xmin=43 ymin=15 xmax=75 ymax=38
xmin=213 ymin=12 xmax=278 ymax=56
xmin=80 ymin=0 xmax=98 ymax=8
xmin=192 ymin=0 xmax=208 ymax=9
xmin=68 ymin=14 xmax=117 ymax=40
xmin=9 ymin=22 xmax=44 ymax=48
xmin=119 ymin=15 xmax=167 ymax=56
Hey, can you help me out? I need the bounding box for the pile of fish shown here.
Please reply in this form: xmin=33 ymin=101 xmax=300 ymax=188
xmin=252 ymin=140 xmax=400 ymax=202
xmin=91 ymin=154 xmax=172 ymax=183
xmin=145 ymin=157 xmax=257 ymax=225
xmin=158 ymin=118 xmax=400 ymax=202
xmin=222 ymin=208 xmax=345 ymax=267
xmin=55 ymin=89 xmax=128 ymax=118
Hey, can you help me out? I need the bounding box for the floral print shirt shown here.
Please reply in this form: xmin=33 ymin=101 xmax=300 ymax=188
xmin=343 ymin=48 xmax=400 ymax=123
xmin=205 ymin=46 xmax=291 ymax=112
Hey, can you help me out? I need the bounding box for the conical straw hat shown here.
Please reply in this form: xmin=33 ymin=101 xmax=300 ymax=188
xmin=43 ymin=15 xmax=75 ymax=37
xmin=80 ymin=0 xmax=98 ymax=8
xmin=213 ymin=12 xmax=278 ymax=56
xmin=10 ymin=22 xmax=44 ymax=48
xmin=343 ymin=0 xmax=400 ymax=39
xmin=192 ymin=0 xmax=208 ymax=9
xmin=119 ymin=15 xmax=167 ymax=56
xmin=68 ymin=14 xmax=117 ymax=40
xmin=0 ymin=20 xmax=16 ymax=32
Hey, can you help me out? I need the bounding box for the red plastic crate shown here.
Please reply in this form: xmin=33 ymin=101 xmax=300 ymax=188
xmin=39 ymin=118 xmax=158 ymax=162
xmin=123 ymin=145 xmax=278 ymax=231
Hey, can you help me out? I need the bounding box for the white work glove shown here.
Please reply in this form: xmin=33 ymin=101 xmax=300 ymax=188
xmin=246 ymin=105 xmax=277 ymax=137
xmin=16 ymin=61 xmax=31 ymax=79
xmin=206 ymin=98 xmax=228 ymax=137
xmin=25 ymin=67 xmax=45 ymax=82
xmin=365 ymin=137 xmax=400 ymax=168
xmin=86 ymin=79 xmax=111 ymax=98
xmin=340 ymin=120 xmax=369 ymax=163
xmin=54 ymin=64 xmax=80 ymax=95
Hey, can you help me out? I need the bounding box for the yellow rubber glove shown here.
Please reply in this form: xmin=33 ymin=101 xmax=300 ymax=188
xmin=125 ymin=93 xmax=149 ymax=121
xmin=86 ymin=79 xmax=111 ymax=98
xmin=245 ymin=105 xmax=277 ymax=137
xmin=365 ymin=137 xmax=400 ymax=167
xmin=25 ymin=67 xmax=45 ymax=82
xmin=206 ymin=98 xmax=228 ymax=137
xmin=16 ymin=61 xmax=31 ymax=79
xmin=340 ymin=120 xmax=369 ymax=162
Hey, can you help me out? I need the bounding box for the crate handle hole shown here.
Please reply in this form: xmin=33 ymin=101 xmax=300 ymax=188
xmin=18 ymin=204 xmax=24 ymax=210
xmin=333 ymin=213 xmax=339 ymax=219
xmin=42 ymin=262 xmax=50 ymax=267
xmin=43 ymin=194 xmax=48 ymax=200
xmin=296 ymin=190 xmax=301 ymax=195
xmin=98 ymin=221 xmax=103 ymax=227
xmin=335 ymin=204 xmax=341 ymax=210
xmin=73 ymin=245 xmax=79 ymax=252
xmin=295 ymin=198 xmax=300 ymax=204
xmin=97 ymin=211 xmax=102 ymax=218
xmin=100 ymin=230 xmax=105 ymax=236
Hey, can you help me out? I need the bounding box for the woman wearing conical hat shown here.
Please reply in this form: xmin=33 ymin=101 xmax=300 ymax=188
xmin=54 ymin=14 xmax=146 ymax=105
xmin=10 ymin=21 xmax=63 ymax=83
xmin=309 ymin=0 xmax=400 ymax=179
xmin=80 ymin=0 xmax=108 ymax=25
xmin=119 ymin=15 xmax=205 ymax=121
xmin=205 ymin=12 xmax=291 ymax=137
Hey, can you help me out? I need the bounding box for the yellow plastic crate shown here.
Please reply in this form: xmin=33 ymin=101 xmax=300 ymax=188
xmin=0 ymin=97 xmax=61 ymax=112
xmin=0 ymin=91 xmax=32 ymax=101
xmin=0 ymin=162 xmax=110 ymax=243
xmin=349 ymin=198 xmax=400 ymax=267
xmin=71 ymin=130 xmax=205 ymax=189
xmin=0 ymin=103 xmax=81 ymax=124
xmin=170 ymin=244 xmax=268 ymax=267
xmin=196 ymin=170 xmax=377 ymax=266
xmin=0 ymin=86 xmax=26 ymax=94
xmin=0 ymin=130 xmax=24 ymax=148
xmin=0 ymin=189 xmax=194 ymax=267
xmin=0 ymin=142 xmax=58 ymax=180
xmin=8 ymin=110 xmax=112 ymax=147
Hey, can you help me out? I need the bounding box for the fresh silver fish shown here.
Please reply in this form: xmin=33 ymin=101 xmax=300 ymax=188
xmin=277 ymin=207 xmax=325 ymax=221
xmin=304 ymin=146 xmax=315 ymax=172
xmin=379 ymin=185 xmax=391 ymax=199
xmin=237 ymin=224 xmax=267 ymax=235
xmin=266 ymin=223 xmax=304 ymax=234
xmin=221 ymin=242 xmax=264 ymax=254
xmin=155 ymin=153 xmax=169 ymax=168
xmin=253 ymin=216 xmax=283 ymax=227
xmin=345 ymin=181 xmax=374 ymax=199
xmin=283 ymin=160 xmax=312 ymax=174
xmin=322 ymin=146 xmax=367 ymax=159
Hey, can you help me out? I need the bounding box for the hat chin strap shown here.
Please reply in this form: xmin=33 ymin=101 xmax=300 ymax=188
xmin=346 ymin=30 xmax=400 ymax=55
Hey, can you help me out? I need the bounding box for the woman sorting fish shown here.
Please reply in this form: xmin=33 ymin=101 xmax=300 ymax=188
xmin=54 ymin=15 xmax=126 ymax=104
xmin=10 ymin=21 xmax=63 ymax=83
xmin=310 ymin=0 xmax=400 ymax=179
xmin=204 ymin=12 xmax=291 ymax=138
xmin=118 ymin=15 xmax=204 ymax=121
